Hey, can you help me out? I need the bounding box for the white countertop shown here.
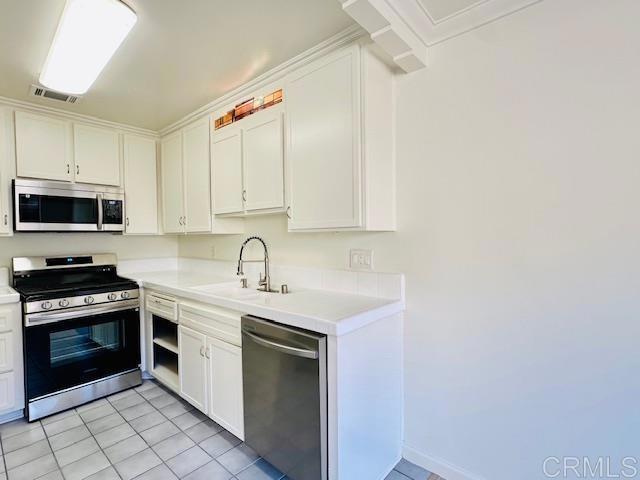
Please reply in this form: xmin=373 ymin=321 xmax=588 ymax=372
xmin=123 ymin=269 xmax=404 ymax=336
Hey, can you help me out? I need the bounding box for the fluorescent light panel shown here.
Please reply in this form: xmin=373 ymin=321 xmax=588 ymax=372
xmin=39 ymin=0 xmax=137 ymax=95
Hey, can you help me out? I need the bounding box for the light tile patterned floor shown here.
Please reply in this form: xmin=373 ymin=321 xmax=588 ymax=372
xmin=0 ymin=379 xmax=438 ymax=480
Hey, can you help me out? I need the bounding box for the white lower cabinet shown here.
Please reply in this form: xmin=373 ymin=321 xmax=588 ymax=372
xmin=178 ymin=325 xmax=208 ymax=413
xmin=0 ymin=304 xmax=24 ymax=417
xmin=207 ymin=337 xmax=244 ymax=438
xmin=173 ymin=300 xmax=245 ymax=440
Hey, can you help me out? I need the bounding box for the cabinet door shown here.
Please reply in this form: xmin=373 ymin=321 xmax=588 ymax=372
xmin=0 ymin=372 xmax=15 ymax=413
xmin=123 ymin=135 xmax=158 ymax=234
xmin=212 ymin=127 xmax=243 ymax=214
xmin=182 ymin=118 xmax=212 ymax=232
xmin=242 ymin=108 xmax=284 ymax=212
xmin=0 ymin=108 xmax=12 ymax=235
xmin=160 ymin=131 xmax=184 ymax=233
xmin=207 ymin=337 xmax=244 ymax=439
xmin=14 ymin=111 xmax=73 ymax=182
xmin=73 ymin=124 xmax=120 ymax=186
xmin=178 ymin=325 xmax=207 ymax=413
xmin=286 ymin=46 xmax=363 ymax=230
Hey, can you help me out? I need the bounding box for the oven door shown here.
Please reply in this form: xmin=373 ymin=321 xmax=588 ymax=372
xmin=24 ymin=302 xmax=141 ymax=402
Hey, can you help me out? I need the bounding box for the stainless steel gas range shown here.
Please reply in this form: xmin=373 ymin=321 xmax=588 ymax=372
xmin=12 ymin=254 xmax=142 ymax=421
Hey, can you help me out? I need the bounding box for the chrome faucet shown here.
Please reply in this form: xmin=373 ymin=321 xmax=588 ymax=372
xmin=237 ymin=236 xmax=272 ymax=292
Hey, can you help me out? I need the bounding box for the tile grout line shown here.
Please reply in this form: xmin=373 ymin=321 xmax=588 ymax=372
xmin=3 ymin=380 xmax=272 ymax=480
xmin=129 ymin=383 xmax=238 ymax=480
xmin=103 ymin=389 xmax=161 ymax=480
xmin=130 ymin=382 xmax=259 ymax=480
xmin=103 ymin=384 xmax=223 ymax=480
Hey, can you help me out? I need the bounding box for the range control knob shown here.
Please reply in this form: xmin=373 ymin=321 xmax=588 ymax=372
xmin=107 ymin=293 xmax=117 ymax=301
xmin=84 ymin=296 xmax=95 ymax=305
xmin=121 ymin=291 xmax=130 ymax=300
xmin=58 ymin=299 xmax=69 ymax=308
xmin=41 ymin=301 xmax=52 ymax=310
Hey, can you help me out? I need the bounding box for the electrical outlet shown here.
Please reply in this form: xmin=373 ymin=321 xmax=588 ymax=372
xmin=350 ymin=249 xmax=373 ymax=270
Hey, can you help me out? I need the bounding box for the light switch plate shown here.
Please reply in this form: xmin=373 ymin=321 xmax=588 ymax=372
xmin=350 ymin=249 xmax=373 ymax=270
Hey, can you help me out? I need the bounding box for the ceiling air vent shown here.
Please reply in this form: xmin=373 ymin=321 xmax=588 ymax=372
xmin=30 ymin=85 xmax=81 ymax=104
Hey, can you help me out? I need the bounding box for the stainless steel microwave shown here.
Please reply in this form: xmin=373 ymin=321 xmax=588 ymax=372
xmin=13 ymin=179 xmax=125 ymax=232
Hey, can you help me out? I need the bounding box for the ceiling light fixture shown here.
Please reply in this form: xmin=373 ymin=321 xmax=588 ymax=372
xmin=39 ymin=0 xmax=137 ymax=95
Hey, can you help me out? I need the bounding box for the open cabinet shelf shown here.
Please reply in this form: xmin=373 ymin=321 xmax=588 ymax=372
xmin=151 ymin=314 xmax=179 ymax=391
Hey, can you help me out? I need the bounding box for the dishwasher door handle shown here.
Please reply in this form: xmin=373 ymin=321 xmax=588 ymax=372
xmin=243 ymin=330 xmax=319 ymax=359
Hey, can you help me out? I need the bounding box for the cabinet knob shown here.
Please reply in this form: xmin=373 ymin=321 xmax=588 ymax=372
xmin=205 ymin=348 xmax=210 ymax=359
xmin=126 ymin=217 xmax=130 ymax=227
xmin=66 ymin=164 xmax=70 ymax=175
xmin=199 ymin=346 xmax=205 ymax=357
xmin=242 ymin=190 xmax=247 ymax=202
xmin=3 ymin=214 xmax=7 ymax=226
xmin=286 ymin=206 xmax=292 ymax=219
xmin=76 ymin=165 xmax=80 ymax=175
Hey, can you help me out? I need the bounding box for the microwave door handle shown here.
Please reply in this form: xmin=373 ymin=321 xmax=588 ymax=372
xmin=97 ymin=194 xmax=103 ymax=231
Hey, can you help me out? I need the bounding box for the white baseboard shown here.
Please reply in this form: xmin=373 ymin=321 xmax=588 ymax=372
xmin=0 ymin=409 xmax=24 ymax=425
xmin=378 ymin=454 xmax=403 ymax=480
xmin=403 ymin=444 xmax=486 ymax=480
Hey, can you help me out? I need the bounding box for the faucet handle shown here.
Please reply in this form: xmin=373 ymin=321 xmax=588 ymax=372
xmin=240 ymin=278 xmax=248 ymax=289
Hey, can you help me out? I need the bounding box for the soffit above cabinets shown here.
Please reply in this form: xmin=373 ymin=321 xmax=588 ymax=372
xmin=339 ymin=0 xmax=543 ymax=72
xmin=0 ymin=0 xmax=354 ymax=131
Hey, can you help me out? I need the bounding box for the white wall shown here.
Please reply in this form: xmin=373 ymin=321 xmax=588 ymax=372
xmin=0 ymin=234 xmax=178 ymax=270
xmin=180 ymin=1 xmax=640 ymax=478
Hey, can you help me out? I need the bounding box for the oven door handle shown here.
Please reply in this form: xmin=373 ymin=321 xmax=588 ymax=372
xmin=25 ymin=300 xmax=139 ymax=327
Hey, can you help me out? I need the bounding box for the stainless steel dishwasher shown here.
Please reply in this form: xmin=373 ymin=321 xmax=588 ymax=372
xmin=241 ymin=315 xmax=327 ymax=480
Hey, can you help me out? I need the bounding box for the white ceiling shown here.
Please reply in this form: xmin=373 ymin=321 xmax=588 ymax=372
xmin=0 ymin=0 xmax=354 ymax=130
xmin=417 ymin=0 xmax=489 ymax=23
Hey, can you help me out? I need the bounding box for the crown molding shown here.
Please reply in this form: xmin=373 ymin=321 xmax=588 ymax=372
xmin=341 ymin=0 xmax=428 ymax=73
xmin=339 ymin=0 xmax=544 ymax=72
xmin=394 ymin=0 xmax=544 ymax=46
xmin=0 ymin=95 xmax=158 ymax=138
xmin=158 ymin=24 xmax=366 ymax=137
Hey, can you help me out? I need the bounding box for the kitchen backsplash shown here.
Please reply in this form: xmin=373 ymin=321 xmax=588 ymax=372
xmin=118 ymin=257 xmax=404 ymax=300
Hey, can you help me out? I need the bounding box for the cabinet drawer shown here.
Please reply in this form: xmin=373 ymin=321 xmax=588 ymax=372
xmin=0 ymin=332 xmax=12 ymax=373
xmin=146 ymin=293 xmax=178 ymax=322
xmin=179 ymin=302 xmax=241 ymax=346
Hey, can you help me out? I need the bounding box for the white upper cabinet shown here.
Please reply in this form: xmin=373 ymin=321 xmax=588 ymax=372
xmin=242 ymin=107 xmax=284 ymax=212
xmin=211 ymin=106 xmax=285 ymax=215
xmin=286 ymin=43 xmax=396 ymax=232
xmin=0 ymin=109 xmax=13 ymax=235
xmin=123 ymin=135 xmax=158 ymax=235
xmin=73 ymin=124 xmax=120 ymax=186
xmin=182 ymin=118 xmax=212 ymax=233
xmin=15 ymin=111 xmax=73 ymax=182
xmin=160 ymin=131 xmax=184 ymax=234
xmin=14 ymin=111 xmax=123 ymax=187
xmin=160 ymin=118 xmax=233 ymax=234
xmin=212 ymin=126 xmax=243 ymax=215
